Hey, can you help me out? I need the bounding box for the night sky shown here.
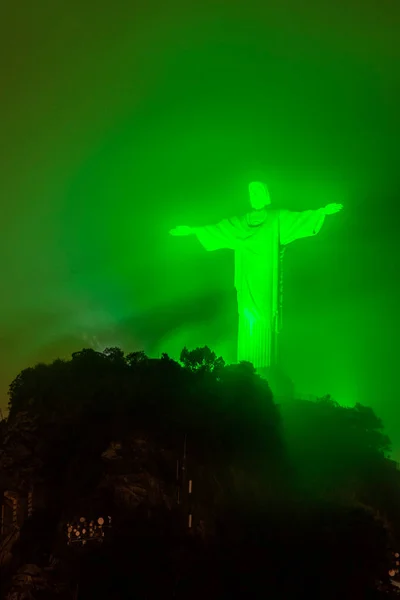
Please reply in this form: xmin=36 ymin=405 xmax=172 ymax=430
xmin=1 ymin=1 xmax=399 ymax=453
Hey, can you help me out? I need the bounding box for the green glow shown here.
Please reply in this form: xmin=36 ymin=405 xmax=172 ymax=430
xmin=171 ymin=184 xmax=342 ymax=371
xmin=0 ymin=3 xmax=398 ymax=458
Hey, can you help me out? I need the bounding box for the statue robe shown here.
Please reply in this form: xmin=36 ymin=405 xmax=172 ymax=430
xmin=193 ymin=208 xmax=325 ymax=370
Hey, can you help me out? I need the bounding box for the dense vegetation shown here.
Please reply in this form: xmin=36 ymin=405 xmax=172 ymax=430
xmin=1 ymin=346 xmax=399 ymax=598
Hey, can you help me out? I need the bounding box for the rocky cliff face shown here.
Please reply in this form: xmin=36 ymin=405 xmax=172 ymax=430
xmin=0 ymin=412 xmax=43 ymax=494
xmin=99 ymin=437 xmax=177 ymax=512
xmin=0 ymin=418 xmax=212 ymax=598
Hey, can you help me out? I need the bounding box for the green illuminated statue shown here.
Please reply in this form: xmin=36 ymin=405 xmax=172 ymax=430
xmin=170 ymin=182 xmax=343 ymax=372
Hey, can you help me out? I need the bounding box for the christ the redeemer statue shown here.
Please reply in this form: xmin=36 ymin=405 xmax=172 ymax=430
xmin=170 ymin=181 xmax=343 ymax=372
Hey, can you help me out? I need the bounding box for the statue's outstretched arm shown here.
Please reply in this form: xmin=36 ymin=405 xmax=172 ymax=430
xmin=321 ymin=203 xmax=343 ymax=215
xmin=169 ymin=226 xmax=193 ymax=236
xmin=170 ymin=217 xmax=241 ymax=251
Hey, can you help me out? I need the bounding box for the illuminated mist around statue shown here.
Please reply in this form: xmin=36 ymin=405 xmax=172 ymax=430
xmin=170 ymin=181 xmax=343 ymax=374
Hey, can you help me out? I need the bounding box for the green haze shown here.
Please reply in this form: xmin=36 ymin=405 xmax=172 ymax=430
xmin=0 ymin=1 xmax=399 ymax=453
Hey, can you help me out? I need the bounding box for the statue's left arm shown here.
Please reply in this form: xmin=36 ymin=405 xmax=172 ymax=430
xmin=279 ymin=203 xmax=343 ymax=245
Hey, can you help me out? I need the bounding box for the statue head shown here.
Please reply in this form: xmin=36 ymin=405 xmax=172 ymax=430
xmin=248 ymin=181 xmax=271 ymax=210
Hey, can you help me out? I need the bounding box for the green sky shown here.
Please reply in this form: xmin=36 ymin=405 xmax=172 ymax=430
xmin=1 ymin=1 xmax=399 ymax=453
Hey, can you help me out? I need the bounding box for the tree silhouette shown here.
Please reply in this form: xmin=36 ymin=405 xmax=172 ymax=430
xmin=1 ymin=346 xmax=399 ymax=598
xmin=180 ymin=346 xmax=225 ymax=374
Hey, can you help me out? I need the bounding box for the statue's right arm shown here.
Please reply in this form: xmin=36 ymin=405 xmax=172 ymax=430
xmin=169 ymin=226 xmax=194 ymax=236
xmin=171 ymin=218 xmax=239 ymax=251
